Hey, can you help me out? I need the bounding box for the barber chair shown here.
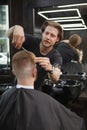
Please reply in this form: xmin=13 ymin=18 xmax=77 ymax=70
xmin=0 ymin=83 xmax=13 ymax=95
xmin=42 ymin=72 xmax=87 ymax=105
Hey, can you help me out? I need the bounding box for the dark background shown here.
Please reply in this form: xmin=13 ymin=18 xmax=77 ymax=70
xmin=0 ymin=0 xmax=87 ymax=129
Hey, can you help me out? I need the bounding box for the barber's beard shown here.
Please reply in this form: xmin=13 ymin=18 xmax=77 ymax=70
xmin=42 ymin=40 xmax=53 ymax=48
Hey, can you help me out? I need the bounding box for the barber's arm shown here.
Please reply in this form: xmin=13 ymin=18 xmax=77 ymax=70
xmin=6 ymin=25 xmax=25 ymax=49
xmin=35 ymin=57 xmax=61 ymax=82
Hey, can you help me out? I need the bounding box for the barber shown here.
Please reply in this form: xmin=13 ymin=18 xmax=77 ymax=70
xmin=6 ymin=20 xmax=63 ymax=90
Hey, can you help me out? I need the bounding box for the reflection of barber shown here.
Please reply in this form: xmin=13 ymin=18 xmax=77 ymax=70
xmin=56 ymin=34 xmax=82 ymax=64
xmin=6 ymin=21 xmax=63 ymax=90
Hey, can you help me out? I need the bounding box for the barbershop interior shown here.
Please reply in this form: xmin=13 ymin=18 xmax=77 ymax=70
xmin=1 ymin=0 xmax=87 ymax=129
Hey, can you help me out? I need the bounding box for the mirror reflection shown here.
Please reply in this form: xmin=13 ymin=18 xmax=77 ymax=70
xmin=33 ymin=4 xmax=87 ymax=72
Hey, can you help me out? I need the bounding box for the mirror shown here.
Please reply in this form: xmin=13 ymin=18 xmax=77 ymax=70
xmin=0 ymin=5 xmax=10 ymax=75
xmin=33 ymin=4 xmax=87 ymax=70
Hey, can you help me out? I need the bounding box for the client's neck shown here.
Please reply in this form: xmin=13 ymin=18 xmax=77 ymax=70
xmin=17 ymin=78 xmax=34 ymax=86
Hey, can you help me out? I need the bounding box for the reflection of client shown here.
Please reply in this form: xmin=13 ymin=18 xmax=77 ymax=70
xmin=0 ymin=50 xmax=86 ymax=130
xmin=56 ymin=34 xmax=83 ymax=74
xmin=56 ymin=34 xmax=82 ymax=64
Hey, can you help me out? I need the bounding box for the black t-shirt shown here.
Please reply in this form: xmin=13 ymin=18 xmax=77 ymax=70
xmin=22 ymin=34 xmax=62 ymax=90
xmin=56 ymin=41 xmax=79 ymax=64
xmin=55 ymin=42 xmax=84 ymax=74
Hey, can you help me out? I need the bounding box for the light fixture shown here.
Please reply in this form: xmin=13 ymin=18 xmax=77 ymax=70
xmin=54 ymin=19 xmax=87 ymax=30
xmin=62 ymin=23 xmax=86 ymax=28
xmin=58 ymin=3 xmax=87 ymax=8
xmin=63 ymin=25 xmax=87 ymax=31
xmin=38 ymin=8 xmax=81 ymax=20
xmin=37 ymin=6 xmax=87 ymax=30
xmin=54 ymin=19 xmax=85 ymax=24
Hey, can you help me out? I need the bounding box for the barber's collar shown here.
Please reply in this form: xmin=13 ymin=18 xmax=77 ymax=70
xmin=16 ymin=85 xmax=34 ymax=89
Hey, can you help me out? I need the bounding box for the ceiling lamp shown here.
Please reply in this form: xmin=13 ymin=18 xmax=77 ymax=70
xmin=38 ymin=8 xmax=81 ymax=20
xmin=37 ymin=8 xmax=87 ymax=30
xmin=58 ymin=3 xmax=87 ymax=8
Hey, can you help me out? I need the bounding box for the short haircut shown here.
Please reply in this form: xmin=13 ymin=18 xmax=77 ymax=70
xmin=12 ymin=50 xmax=36 ymax=77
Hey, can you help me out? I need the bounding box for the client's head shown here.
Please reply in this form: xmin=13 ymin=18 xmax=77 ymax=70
xmin=12 ymin=50 xmax=37 ymax=85
xmin=69 ymin=34 xmax=82 ymax=47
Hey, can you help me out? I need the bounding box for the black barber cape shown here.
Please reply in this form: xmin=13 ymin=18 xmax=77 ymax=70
xmin=0 ymin=87 xmax=86 ymax=130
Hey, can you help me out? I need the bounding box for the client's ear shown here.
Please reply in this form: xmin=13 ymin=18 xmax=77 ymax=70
xmin=32 ymin=67 xmax=37 ymax=79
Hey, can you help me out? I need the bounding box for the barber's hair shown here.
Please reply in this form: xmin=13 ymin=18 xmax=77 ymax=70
xmin=69 ymin=34 xmax=82 ymax=47
xmin=12 ymin=50 xmax=36 ymax=76
xmin=41 ymin=20 xmax=63 ymax=41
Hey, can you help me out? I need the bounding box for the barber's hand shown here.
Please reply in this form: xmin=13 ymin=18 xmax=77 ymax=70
xmin=12 ymin=25 xmax=25 ymax=49
xmin=35 ymin=57 xmax=52 ymax=71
